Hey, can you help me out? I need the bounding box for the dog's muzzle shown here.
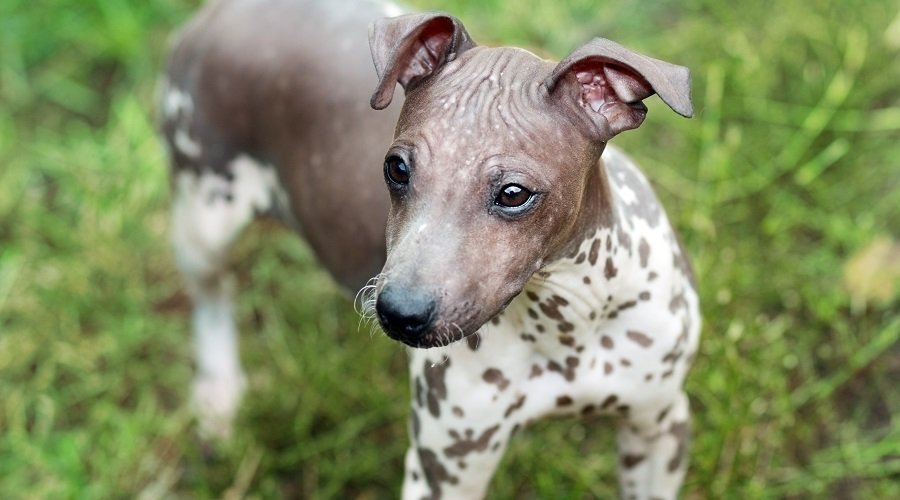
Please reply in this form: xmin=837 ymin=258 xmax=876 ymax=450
xmin=375 ymin=285 xmax=437 ymax=346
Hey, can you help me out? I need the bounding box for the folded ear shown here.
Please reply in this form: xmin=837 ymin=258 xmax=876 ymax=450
xmin=543 ymin=38 xmax=692 ymax=140
xmin=369 ymin=13 xmax=476 ymax=110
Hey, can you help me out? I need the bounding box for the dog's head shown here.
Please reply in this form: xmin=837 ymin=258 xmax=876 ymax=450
xmin=366 ymin=13 xmax=692 ymax=348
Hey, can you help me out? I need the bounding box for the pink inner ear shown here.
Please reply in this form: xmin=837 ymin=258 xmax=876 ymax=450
xmin=397 ymin=24 xmax=454 ymax=88
xmin=576 ymin=69 xmax=616 ymax=113
xmin=575 ymin=63 xmax=652 ymax=112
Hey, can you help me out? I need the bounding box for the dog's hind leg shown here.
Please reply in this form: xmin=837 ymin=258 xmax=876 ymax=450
xmin=169 ymin=153 xmax=282 ymax=438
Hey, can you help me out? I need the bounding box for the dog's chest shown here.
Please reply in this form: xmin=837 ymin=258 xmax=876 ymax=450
xmin=421 ymin=224 xmax=697 ymax=427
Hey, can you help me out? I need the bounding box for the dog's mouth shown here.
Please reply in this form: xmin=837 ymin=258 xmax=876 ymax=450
xmin=378 ymin=312 xmax=472 ymax=348
xmin=376 ymin=292 xmax=518 ymax=349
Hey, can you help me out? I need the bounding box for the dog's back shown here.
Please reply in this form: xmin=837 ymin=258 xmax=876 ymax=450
xmin=160 ymin=0 xmax=403 ymax=291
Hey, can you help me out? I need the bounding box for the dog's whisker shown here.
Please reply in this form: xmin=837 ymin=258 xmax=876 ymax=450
xmin=354 ymin=273 xmax=384 ymax=335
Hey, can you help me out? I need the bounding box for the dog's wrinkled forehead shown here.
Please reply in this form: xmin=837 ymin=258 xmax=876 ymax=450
xmin=399 ymin=47 xmax=563 ymax=140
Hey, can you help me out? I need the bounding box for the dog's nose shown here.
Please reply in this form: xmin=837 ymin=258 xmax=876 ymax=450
xmin=376 ymin=285 xmax=436 ymax=345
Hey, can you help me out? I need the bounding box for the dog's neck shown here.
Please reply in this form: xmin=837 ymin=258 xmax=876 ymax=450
xmin=545 ymin=150 xmax=617 ymax=263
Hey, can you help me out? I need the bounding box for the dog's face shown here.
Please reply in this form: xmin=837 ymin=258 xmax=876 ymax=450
xmin=367 ymin=14 xmax=692 ymax=347
xmin=375 ymin=48 xmax=600 ymax=347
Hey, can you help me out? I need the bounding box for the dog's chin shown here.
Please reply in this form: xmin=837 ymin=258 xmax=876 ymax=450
xmin=381 ymin=322 xmax=475 ymax=349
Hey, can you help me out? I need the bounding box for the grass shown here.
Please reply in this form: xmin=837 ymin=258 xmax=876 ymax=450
xmin=1 ymin=0 xmax=898 ymax=497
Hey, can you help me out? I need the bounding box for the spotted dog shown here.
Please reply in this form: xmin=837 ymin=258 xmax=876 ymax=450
xmin=160 ymin=1 xmax=699 ymax=498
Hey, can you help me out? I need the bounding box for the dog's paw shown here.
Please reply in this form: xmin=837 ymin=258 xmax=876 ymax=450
xmin=191 ymin=372 xmax=247 ymax=440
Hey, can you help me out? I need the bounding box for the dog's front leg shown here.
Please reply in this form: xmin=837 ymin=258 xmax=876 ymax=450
xmin=616 ymin=391 xmax=692 ymax=500
xmin=401 ymin=350 xmax=518 ymax=500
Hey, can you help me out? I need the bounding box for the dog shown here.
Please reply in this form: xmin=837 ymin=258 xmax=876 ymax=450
xmin=160 ymin=1 xmax=700 ymax=498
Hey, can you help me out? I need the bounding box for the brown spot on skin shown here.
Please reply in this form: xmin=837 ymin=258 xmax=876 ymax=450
xmin=559 ymin=334 xmax=575 ymax=347
xmin=604 ymin=257 xmax=618 ymax=279
xmin=622 ymin=454 xmax=646 ymax=469
xmin=617 ymin=300 xmax=638 ymax=312
xmin=443 ymin=424 xmax=501 ymax=459
xmin=639 ymin=291 xmax=651 ymax=301
xmin=645 ymin=373 xmax=653 ymax=381
xmin=504 ymin=395 xmax=526 ymax=418
xmin=661 ymin=369 xmax=674 ymax=379
xmin=424 ymin=357 xmax=451 ymax=418
xmin=482 ymin=368 xmax=510 ymax=391
xmin=418 ymin=447 xmax=458 ymax=497
xmin=547 ymin=357 xmax=579 ymax=381
xmin=510 ymin=423 xmax=521 ymax=437
xmin=529 ymin=364 xmax=543 ymax=379
xmin=662 ymin=350 xmax=683 ymax=364
xmin=589 ymin=357 xmax=597 ymax=369
xmin=657 ymin=405 xmax=672 ymax=423
xmin=620 ymin=358 xmax=632 ymax=367
xmin=581 ymin=404 xmax=596 ymax=416
xmin=583 ymin=276 xmax=591 ymax=285
xmin=606 ymin=234 xmax=613 ymax=251
xmin=490 ymin=316 xmax=500 ymax=326
xmin=574 ymin=252 xmax=586 ymax=264
xmin=589 ymin=311 xmax=597 ymax=320
xmin=556 ymin=395 xmax=573 ymax=407
xmin=669 ymin=291 xmax=688 ymax=313
xmin=558 ymin=321 xmax=575 ymax=333
xmin=604 ymin=362 xmax=614 ymax=375
xmin=679 ymin=319 xmax=691 ymax=342
xmin=601 ymin=395 xmax=618 ymax=409
xmin=527 ymin=308 xmax=538 ymax=320
xmin=617 ymin=225 xmax=633 ymax=253
xmin=639 ymin=237 xmax=650 ymax=268
xmin=411 ymin=410 xmax=421 ymax=438
xmin=452 ymin=406 xmax=464 ymax=417
xmin=648 ymin=271 xmax=658 ymax=281
xmin=608 ymin=311 xmax=619 ymax=320
xmin=536 ymin=324 xmax=545 ymax=333
xmin=552 ymin=294 xmax=569 ymax=306
xmin=526 ymin=290 xmax=539 ymax=302
xmin=547 ymin=360 xmax=563 ymax=375
xmin=539 ymin=301 xmax=564 ymax=321
xmin=466 ymin=333 xmax=481 ymax=351
xmin=565 ymin=356 xmax=579 ymax=380
xmin=600 ymin=335 xmax=614 ymax=349
xmin=520 ymin=333 xmax=536 ymax=342
xmin=667 ymin=421 xmax=691 ymax=472
xmin=616 ymin=404 xmax=630 ymax=415
xmin=626 ymin=330 xmax=654 ymax=347
xmin=589 ymin=238 xmax=602 ymax=265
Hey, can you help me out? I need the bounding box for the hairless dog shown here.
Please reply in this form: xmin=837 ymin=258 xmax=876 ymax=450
xmin=160 ymin=1 xmax=699 ymax=498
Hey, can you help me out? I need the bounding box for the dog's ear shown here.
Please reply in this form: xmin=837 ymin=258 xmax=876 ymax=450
xmin=543 ymin=38 xmax=692 ymax=140
xmin=369 ymin=12 xmax=476 ymax=110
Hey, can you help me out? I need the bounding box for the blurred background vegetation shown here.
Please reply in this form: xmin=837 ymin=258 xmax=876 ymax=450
xmin=1 ymin=0 xmax=898 ymax=497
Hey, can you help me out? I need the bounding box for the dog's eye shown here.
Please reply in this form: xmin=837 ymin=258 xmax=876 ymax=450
xmin=496 ymin=184 xmax=533 ymax=208
xmin=384 ymin=155 xmax=410 ymax=187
